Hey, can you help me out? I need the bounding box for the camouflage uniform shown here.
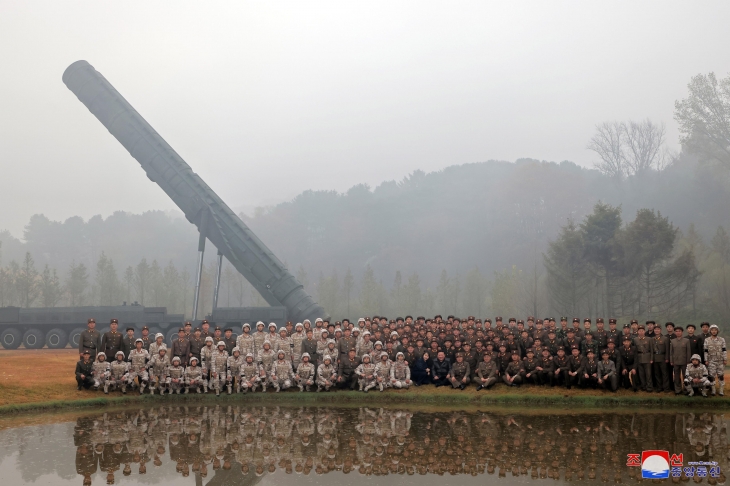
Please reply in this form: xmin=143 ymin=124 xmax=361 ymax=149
xmin=226 ymin=350 xmax=246 ymax=394
xmin=291 ymin=325 xmax=306 ymax=368
xmin=166 ymin=357 xmax=185 ymax=394
xmin=685 ymin=355 xmax=711 ymax=397
xmin=239 ymin=354 xmax=263 ymax=393
xmin=276 ymin=331 xmax=293 ymax=363
xmin=148 ymin=337 xmax=167 ymax=359
xmin=127 ymin=345 xmax=150 ymax=393
xmin=355 ymin=355 xmax=377 ymax=391
xmin=108 ymin=352 xmax=130 ymax=393
xmin=390 ymin=353 xmax=411 ymax=388
xmin=235 ymin=325 xmax=256 ymax=358
xmin=316 ymin=357 xmax=337 ymax=391
xmin=703 ymin=327 xmax=727 ymax=396
xmin=271 ymin=352 xmax=294 ymax=392
xmin=184 ymin=358 xmax=205 ymax=393
xmin=252 ymin=322 xmax=268 ymax=356
xmin=91 ymin=354 xmax=110 ymax=390
xmin=209 ymin=346 xmax=229 ymax=395
xmin=148 ymin=351 xmax=170 ymax=394
xmin=257 ymin=342 xmax=276 ymax=391
xmin=375 ymin=353 xmax=392 ymax=392
xmin=295 ymin=353 xmax=316 ymax=391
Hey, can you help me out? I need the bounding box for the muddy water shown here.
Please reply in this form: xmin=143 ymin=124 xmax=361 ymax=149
xmin=0 ymin=405 xmax=726 ymax=485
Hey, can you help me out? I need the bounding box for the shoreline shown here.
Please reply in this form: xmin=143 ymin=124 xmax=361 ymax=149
xmin=2 ymin=386 xmax=728 ymax=416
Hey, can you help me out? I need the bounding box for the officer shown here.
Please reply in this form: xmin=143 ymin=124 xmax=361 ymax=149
xmin=78 ymin=318 xmax=101 ymax=357
xmin=597 ymin=350 xmax=618 ymax=391
xmin=75 ymin=350 xmax=94 ymax=390
xmin=139 ymin=326 xmax=152 ymax=351
xmin=537 ymin=348 xmax=555 ymax=386
xmin=670 ymin=326 xmax=692 ymax=395
xmin=101 ymin=319 xmax=123 ymax=359
xmin=336 ymin=349 xmax=360 ymax=390
xmin=581 ymin=350 xmax=599 ymax=388
xmin=120 ymin=327 xmax=136 ymax=360
xmin=189 ymin=327 xmax=204 ymax=365
xmin=171 ymin=328 xmax=191 ymax=365
xmin=651 ymin=325 xmax=670 ymax=392
xmin=223 ymin=328 xmax=237 ymax=355
xmin=476 ymin=353 xmax=498 ymax=390
xmin=503 ymin=352 xmax=524 ymax=387
xmin=301 ymin=329 xmax=318 ymax=365
xmin=522 ymin=348 xmax=539 ymax=385
xmin=200 ymin=320 xmax=213 ymax=341
xmin=633 ymin=325 xmax=653 ymax=392
xmin=448 ymin=353 xmax=470 ymax=390
xmin=619 ymin=336 xmax=638 ymax=391
xmin=295 ymin=353 xmax=316 ymax=392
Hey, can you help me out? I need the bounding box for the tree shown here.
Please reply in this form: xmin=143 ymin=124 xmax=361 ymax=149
xmin=16 ymin=252 xmax=39 ymax=308
xmin=402 ymin=273 xmax=422 ymax=312
xmin=66 ymin=260 xmax=88 ymax=306
xmin=359 ymin=265 xmax=379 ymax=314
xmin=544 ymin=221 xmax=589 ymax=315
xmin=40 ymin=264 xmax=62 ymax=307
xmin=464 ymin=267 xmax=487 ymax=317
xmin=134 ymin=258 xmax=151 ymax=305
xmin=580 ymin=202 xmax=623 ymax=316
xmin=588 ymin=121 xmax=627 ymax=180
xmin=675 ymin=72 xmax=730 ymax=167
xmin=96 ymin=252 xmax=120 ymax=306
xmin=491 ymin=266 xmax=521 ymax=317
xmin=343 ymin=268 xmax=355 ymax=316
xmin=123 ymin=266 xmax=134 ymax=305
xmin=588 ymin=120 xmax=670 ymax=179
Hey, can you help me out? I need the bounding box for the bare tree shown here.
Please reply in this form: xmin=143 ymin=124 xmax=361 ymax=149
xmin=588 ymin=122 xmax=626 ymax=180
xmin=623 ymin=119 xmax=667 ymax=175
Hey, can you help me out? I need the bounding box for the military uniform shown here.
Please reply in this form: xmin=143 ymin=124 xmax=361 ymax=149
xmin=301 ymin=336 xmax=319 ymax=365
xmin=290 ymin=329 xmax=306 ymax=368
xmin=184 ymin=359 xmax=205 ymax=393
xmin=522 ymin=356 xmax=539 ymax=385
xmin=108 ymin=353 xmax=130 ymax=393
xmin=171 ymin=335 xmax=191 ymax=366
xmin=166 ymin=358 xmax=185 ymax=394
xmin=618 ymin=343 xmax=638 ymax=390
xmin=294 ymin=355 xmax=316 ymax=391
xmin=101 ymin=328 xmax=123 ymax=359
xmin=552 ymin=354 xmax=568 ymax=387
xmin=390 ymin=355 xmax=411 ymax=388
xmin=597 ymin=358 xmax=617 ymax=391
xmin=704 ymin=330 xmax=727 ymax=395
xmin=79 ymin=328 xmax=101 ymax=356
xmin=580 ymin=357 xmax=599 ymax=388
xmin=503 ymin=360 xmax=524 ymax=386
xmin=226 ymin=352 xmax=246 ymax=393
xmin=337 ymin=354 xmax=360 ymax=389
xmin=476 ymin=359 xmax=498 ymax=389
xmin=633 ymin=336 xmax=653 ymax=392
xmin=375 ymin=356 xmax=392 ymax=391
xmin=685 ymin=357 xmax=710 ymax=396
xmin=189 ymin=335 xmax=205 ymax=365
xmin=120 ymin=333 xmax=137 ymax=360
xmin=537 ymin=353 xmax=555 ymax=386
xmin=337 ymin=335 xmax=357 ymax=363
xmin=148 ymin=353 xmax=170 ymax=394
xmin=651 ymin=333 xmax=670 ymax=392
xmin=448 ymin=359 xmax=470 ymax=389
xmin=355 ymin=356 xmax=377 ymax=391
xmin=316 ymin=358 xmax=337 ymax=391
xmin=209 ymin=348 xmax=229 ymax=395
xmin=75 ymin=355 xmax=94 ymax=389
xmin=271 ymin=355 xmax=294 ymax=392
xmin=240 ymin=355 xmax=263 ymax=392
xmin=127 ymin=346 xmax=150 ymax=393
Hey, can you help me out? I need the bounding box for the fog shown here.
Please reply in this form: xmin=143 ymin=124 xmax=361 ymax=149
xmin=2 ymin=2 xmax=729 ymax=237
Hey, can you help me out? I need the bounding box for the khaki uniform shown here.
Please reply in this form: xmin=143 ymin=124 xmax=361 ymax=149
xmin=236 ymin=333 xmax=256 ymax=358
xmin=685 ymin=362 xmax=710 ymax=396
xmin=390 ymin=360 xmax=411 ymax=388
xmin=290 ymin=332 xmax=306 ymax=368
xmin=449 ymin=361 xmax=470 ymax=388
xmin=184 ymin=365 xmax=205 ymax=393
xmin=476 ymin=360 xmax=498 ymax=388
xmin=375 ymin=359 xmax=392 ymax=391
xmin=651 ymin=335 xmax=670 ymax=391
xmin=148 ymin=355 xmax=170 ymax=393
xmin=127 ymin=348 xmax=150 ymax=391
xmin=79 ymin=329 xmax=101 ymax=355
xmin=271 ymin=359 xmax=293 ymax=391
xmin=316 ymin=363 xmax=337 ymax=391
xmin=91 ymin=360 xmax=110 ymax=389
xmin=209 ymin=350 xmax=229 ymax=394
xmin=239 ymin=360 xmax=263 ymax=392
xmin=633 ymin=337 xmax=653 ymax=391
xmin=166 ymin=364 xmax=185 ymax=393
xmin=295 ymin=361 xmax=316 ymax=391
xmin=227 ymin=355 xmax=246 ymax=393
xmin=355 ymin=360 xmax=376 ymax=391
xmin=108 ymin=359 xmax=130 ymax=392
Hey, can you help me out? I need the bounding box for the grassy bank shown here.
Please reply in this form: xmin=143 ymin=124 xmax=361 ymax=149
xmin=1 ymin=349 xmax=728 ymax=415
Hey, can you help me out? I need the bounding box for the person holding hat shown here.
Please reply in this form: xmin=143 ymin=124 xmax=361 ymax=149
xmin=703 ymin=324 xmax=727 ymax=396
xmin=75 ymin=349 xmax=94 ymax=390
xmin=184 ymin=357 xmax=205 ymax=394
xmin=79 ymin=318 xmax=101 ymax=357
xmin=240 ymin=353 xmax=263 ymax=393
xmin=120 ymin=327 xmax=137 ymax=360
xmin=684 ymin=354 xmax=710 ymax=397
xmin=101 ymin=319 xmax=123 ymax=360
xmin=597 ymin=350 xmax=617 ymax=391
xmin=295 ymin=353 xmax=316 ymax=392
xmin=227 ymin=347 xmax=245 ymax=394
xmin=91 ymin=352 xmax=110 ymax=392
xmin=167 ymin=356 xmax=186 ymax=394
xmin=172 ymin=328 xmax=191 ymax=366
xmin=127 ymin=338 xmax=150 ymax=394
xmin=148 ymin=347 xmax=170 ymax=395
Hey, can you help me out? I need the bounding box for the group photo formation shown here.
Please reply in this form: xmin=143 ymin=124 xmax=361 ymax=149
xmin=75 ymin=314 xmax=727 ymax=398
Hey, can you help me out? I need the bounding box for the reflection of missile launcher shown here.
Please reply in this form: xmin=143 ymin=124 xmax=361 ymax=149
xmin=63 ymin=60 xmax=326 ymax=324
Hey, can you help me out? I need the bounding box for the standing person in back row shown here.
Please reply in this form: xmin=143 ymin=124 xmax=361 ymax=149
xmin=101 ymin=319 xmax=123 ymax=359
xmin=704 ymin=324 xmax=727 ymax=396
xmin=669 ymin=326 xmax=692 ymax=395
xmin=79 ymin=318 xmax=101 ymax=357
xmin=633 ymin=325 xmax=653 ymax=392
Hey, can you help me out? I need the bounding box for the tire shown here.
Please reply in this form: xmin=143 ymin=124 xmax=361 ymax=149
xmin=69 ymin=328 xmax=86 ymax=349
xmin=0 ymin=328 xmax=22 ymax=350
xmin=166 ymin=328 xmax=180 ymax=345
xmin=45 ymin=328 xmax=68 ymax=349
xmin=23 ymin=328 xmax=45 ymax=349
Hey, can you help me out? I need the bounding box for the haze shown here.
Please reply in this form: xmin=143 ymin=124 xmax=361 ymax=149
xmin=1 ymin=1 xmax=729 ymax=237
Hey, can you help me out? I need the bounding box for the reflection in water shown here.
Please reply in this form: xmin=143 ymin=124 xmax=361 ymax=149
xmin=48 ymin=406 xmax=730 ymax=484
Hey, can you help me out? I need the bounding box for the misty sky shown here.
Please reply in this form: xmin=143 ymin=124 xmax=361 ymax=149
xmin=1 ymin=2 xmax=729 ymax=238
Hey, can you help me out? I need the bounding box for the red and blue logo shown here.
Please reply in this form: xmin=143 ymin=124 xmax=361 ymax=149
xmin=640 ymin=450 xmax=670 ymax=479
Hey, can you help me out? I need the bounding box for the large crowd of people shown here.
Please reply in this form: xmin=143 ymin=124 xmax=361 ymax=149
xmin=74 ymin=315 xmax=727 ymax=397
xmin=72 ymin=406 xmax=728 ymax=484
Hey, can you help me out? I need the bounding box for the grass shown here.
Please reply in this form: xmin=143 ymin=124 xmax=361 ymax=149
xmin=0 ymin=349 xmax=727 ymax=416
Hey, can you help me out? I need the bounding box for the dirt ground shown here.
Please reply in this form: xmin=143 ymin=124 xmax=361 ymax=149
xmin=0 ymin=349 xmax=81 ymax=406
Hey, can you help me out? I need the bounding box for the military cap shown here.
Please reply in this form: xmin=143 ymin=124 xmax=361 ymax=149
xmin=110 ymin=318 xmax=118 ymax=324
xmin=622 ymin=335 xmax=632 ymax=341
xmin=556 ymin=346 xmax=566 ymax=352
xmin=560 ymin=316 xmax=567 ymax=321
xmin=584 ymin=318 xmax=591 ymax=323
xmin=184 ymin=321 xmax=192 ymax=326
xmin=701 ymin=322 xmax=710 ymax=327
xmin=567 ymin=328 xmax=575 ymax=333
xmin=549 ymin=317 xmax=556 ymax=322
xmin=686 ymin=324 xmax=696 ymax=329
xmin=201 ymin=319 xmax=209 ymax=324
xmin=596 ymin=318 xmax=604 ymax=323
xmin=485 ymin=318 xmax=492 ymax=323
xmin=224 ymin=328 xmax=232 ymax=332
xmin=573 ymin=318 xmax=580 ymax=323
xmin=141 ymin=326 xmax=149 ymax=330
xmin=194 ymin=327 xmax=201 ymax=332
xmin=178 ymin=327 xmax=185 ymax=332
xmin=495 ymin=316 xmax=503 ymax=321
xmin=87 ymin=318 xmax=96 ymax=323
xmin=638 ymin=325 xmax=645 ymax=330
xmin=526 ymin=348 xmax=535 ymax=354
xmin=630 ymin=319 xmax=638 ymax=324
xmin=528 ymin=316 xmax=536 ymax=321
xmin=623 ymin=323 xmax=630 ymax=328
xmin=601 ymin=349 xmax=609 ymax=355
xmin=646 ymin=320 xmax=655 ymax=325
xmin=548 ymin=329 xmax=556 ymax=334
xmin=83 ymin=349 xmax=91 ymax=354
xmin=665 ymin=322 xmax=674 ymax=328
xmin=517 ymin=319 xmax=524 ymax=325
xmin=126 ymin=327 xmax=135 ymax=332
xmin=609 ymin=318 xmax=617 ymax=324
xmin=508 ymin=317 xmax=516 ymax=322
xmin=213 ymin=326 xmax=221 ymax=331
xmin=586 ymin=349 xmax=595 ymax=354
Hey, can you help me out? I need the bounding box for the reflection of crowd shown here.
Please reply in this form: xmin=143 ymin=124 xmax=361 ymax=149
xmin=73 ymin=406 xmax=730 ymax=485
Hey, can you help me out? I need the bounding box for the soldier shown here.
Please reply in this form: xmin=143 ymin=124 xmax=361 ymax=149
xmin=337 ymin=349 xmax=360 ymax=390
xmin=476 ymin=353 xmax=498 ymax=390
xmin=536 ymin=348 xmax=555 ymax=386
xmin=301 ymin=329 xmax=318 ymax=365
xmin=171 ymin=328 xmax=191 ymax=366
xmin=390 ymin=352 xmax=412 ymax=389
xmin=355 ymin=354 xmax=376 ymax=392
xmin=236 ymin=323 xmax=255 ymax=358
xmin=651 ymin=325 xmax=670 ymax=392
xmin=75 ymin=350 xmax=94 ymax=390
xmin=101 ymin=319 xmax=123 ymax=359
xmin=685 ymin=354 xmax=710 ymax=397
xmin=670 ymin=326 xmax=692 ymax=395
xmin=266 ymin=323 xmax=280 ymax=351
xmin=271 ymin=350 xmax=294 ymax=392
xmin=257 ymin=341 xmax=276 ymax=391
xmin=91 ymin=352 xmax=110 ymax=392
xmin=200 ymin=336 xmax=215 ymax=387
xmin=448 ymin=353 xmax=471 ymax=390
xmin=552 ymin=347 xmax=568 ymax=387
xmin=522 ymin=349 xmax=539 ymax=385
xmin=316 ymin=355 xmax=337 ymax=392
xmin=374 ymin=352 xmax=391 ymax=391
xmin=619 ymin=336 xmax=638 ymax=391
xmin=108 ymin=351 xmax=130 ymax=394
xmin=213 ymin=325 xmax=223 ymax=344
xmin=580 ymin=350 xmax=599 ymax=388
xmin=633 ymin=326 xmax=653 ymax=392
xmin=356 ymin=331 xmax=373 ymax=359
xmin=592 ymin=318 xmax=608 ymax=350
xmin=290 ymin=323 xmax=306 ymax=369
xmin=209 ymin=341 xmax=229 ymax=396
xmin=566 ymin=347 xmax=584 ymax=389
xmin=580 ymin=332 xmax=599 ymax=357
xmin=166 ymin=356 xmax=185 ymax=394
xmin=226 ymin=347 xmax=245 ymax=394
xmin=189 ymin=327 xmax=204 ymax=365
xmin=607 ymin=318 xmax=620 ymax=346
xmin=597 ymin=350 xmax=617 ymax=391
xmin=253 ymin=321 xmax=267 ymax=354
xmin=295 ymin=353 xmax=316 ymax=392
xmin=275 ymin=327 xmax=293 ymax=365
xmin=502 ymin=352 xmax=523 ymax=386
xmin=686 ymin=324 xmax=704 ymax=357
xmin=184 ymin=357 xmax=205 ymax=393
xmin=120 ymin=327 xmax=136 ymax=360
xmin=223 ymin=329 xmax=236 ymax=355
xmin=149 ymin=333 xmax=167 ymax=358
xmin=703 ymin=324 xmax=727 ymax=396
xmin=79 ymin=318 xmax=101 ymax=357
xmin=148 ymin=348 xmax=170 ymax=395
xmin=240 ymin=353 xmax=263 ymax=393
xmin=200 ymin=319 xmax=213 ymax=341
xmin=127 ymin=338 xmax=150 ymax=394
